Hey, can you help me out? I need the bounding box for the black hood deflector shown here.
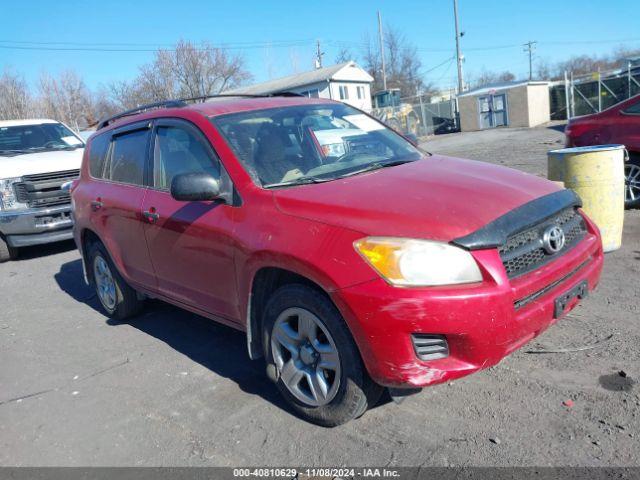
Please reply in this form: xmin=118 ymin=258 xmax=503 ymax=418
xmin=451 ymin=189 xmax=582 ymax=250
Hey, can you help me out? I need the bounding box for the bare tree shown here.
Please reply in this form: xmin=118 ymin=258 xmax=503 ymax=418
xmin=37 ymin=70 xmax=93 ymax=129
xmin=335 ymin=47 xmax=354 ymax=64
xmin=471 ymin=69 xmax=516 ymax=88
xmin=108 ymin=40 xmax=252 ymax=108
xmin=362 ymin=26 xmax=434 ymax=97
xmin=0 ymin=69 xmax=33 ymax=120
xmin=535 ymin=59 xmax=553 ymax=80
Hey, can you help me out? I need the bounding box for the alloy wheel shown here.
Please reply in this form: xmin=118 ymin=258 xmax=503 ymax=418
xmin=93 ymin=255 xmax=117 ymax=311
xmin=271 ymin=307 xmax=341 ymax=407
xmin=625 ymin=163 xmax=640 ymax=204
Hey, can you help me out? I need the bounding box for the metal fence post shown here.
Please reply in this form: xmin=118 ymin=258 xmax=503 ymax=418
xmin=564 ymin=71 xmax=570 ymax=120
xmin=419 ymin=95 xmax=428 ymax=135
xmin=629 ymin=62 xmax=632 ymax=99
xmin=570 ymin=71 xmax=575 ymax=118
xmin=597 ymin=69 xmax=602 ymax=112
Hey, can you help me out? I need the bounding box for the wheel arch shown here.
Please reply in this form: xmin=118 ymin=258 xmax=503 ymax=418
xmin=79 ymin=228 xmax=104 ymax=284
xmin=246 ymin=264 xmax=340 ymax=360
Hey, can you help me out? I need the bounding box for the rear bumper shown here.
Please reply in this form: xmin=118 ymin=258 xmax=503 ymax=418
xmin=333 ymin=222 xmax=603 ymax=388
xmin=0 ymin=204 xmax=73 ymax=247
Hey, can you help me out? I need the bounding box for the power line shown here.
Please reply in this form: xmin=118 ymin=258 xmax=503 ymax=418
xmin=1 ymin=36 xmax=638 ymax=55
xmin=0 ymin=39 xmax=316 ymax=52
xmin=424 ymin=55 xmax=457 ymax=75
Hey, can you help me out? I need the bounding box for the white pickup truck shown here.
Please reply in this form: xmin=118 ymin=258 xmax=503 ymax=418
xmin=0 ymin=119 xmax=85 ymax=262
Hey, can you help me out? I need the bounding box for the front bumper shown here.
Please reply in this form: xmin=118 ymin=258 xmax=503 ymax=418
xmin=333 ymin=223 xmax=603 ymax=389
xmin=0 ymin=204 xmax=73 ymax=247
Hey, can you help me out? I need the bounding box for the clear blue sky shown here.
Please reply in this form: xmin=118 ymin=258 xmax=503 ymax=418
xmin=1 ymin=0 xmax=637 ymax=92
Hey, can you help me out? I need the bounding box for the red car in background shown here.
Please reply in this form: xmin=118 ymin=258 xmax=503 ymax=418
xmin=565 ymin=94 xmax=640 ymax=208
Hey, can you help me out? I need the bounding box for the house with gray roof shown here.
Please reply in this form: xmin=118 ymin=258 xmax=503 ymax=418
xmin=227 ymin=61 xmax=374 ymax=111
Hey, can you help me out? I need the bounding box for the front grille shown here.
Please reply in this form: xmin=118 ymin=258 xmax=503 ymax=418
xmin=13 ymin=169 xmax=79 ymax=209
xmin=411 ymin=334 xmax=449 ymax=361
xmin=514 ymin=260 xmax=589 ymax=310
xmin=499 ymin=207 xmax=587 ymax=278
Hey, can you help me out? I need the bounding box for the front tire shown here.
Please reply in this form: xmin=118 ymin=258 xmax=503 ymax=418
xmin=263 ymin=284 xmax=382 ymax=427
xmin=87 ymin=242 xmax=143 ymax=320
xmin=625 ymin=155 xmax=640 ymax=209
xmin=0 ymin=236 xmax=18 ymax=263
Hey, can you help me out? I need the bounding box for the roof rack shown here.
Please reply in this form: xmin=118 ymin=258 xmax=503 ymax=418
xmin=96 ymin=92 xmax=304 ymax=130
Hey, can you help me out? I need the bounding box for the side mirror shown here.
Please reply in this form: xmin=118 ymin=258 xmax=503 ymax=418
xmin=405 ymin=133 xmax=419 ymax=147
xmin=170 ymin=173 xmax=221 ymax=202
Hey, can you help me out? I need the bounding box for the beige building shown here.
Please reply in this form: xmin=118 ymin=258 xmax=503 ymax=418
xmin=458 ymin=81 xmax=550 ymax=132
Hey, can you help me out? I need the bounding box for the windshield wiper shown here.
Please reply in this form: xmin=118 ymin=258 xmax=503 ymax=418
xmin=263 ymin=176 xmax=334 ymax=189
xmin=337 ymin=158 xmax=417 ymax=179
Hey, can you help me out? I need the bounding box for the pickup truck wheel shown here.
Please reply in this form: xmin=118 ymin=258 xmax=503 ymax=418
xmin=0 ymin=236 xmax=18 ymax=263
xmin=263 ymin=284 xmax=382 ymax=427
xmin=625 ymin=155 xmax=640 ymax=209
xmin=88 ymin=242 xmax=143 ymax=320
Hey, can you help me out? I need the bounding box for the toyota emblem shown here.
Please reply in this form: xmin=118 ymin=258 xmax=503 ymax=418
xmin=542 ymin=225 xmax=566 ymax=254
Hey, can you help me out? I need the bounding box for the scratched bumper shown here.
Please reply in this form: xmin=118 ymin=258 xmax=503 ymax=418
xmin=332 ymin=238 xmax=603 ymax=388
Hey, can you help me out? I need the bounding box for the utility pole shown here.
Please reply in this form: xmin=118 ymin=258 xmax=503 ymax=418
xmin=453 ymin=0 xmax=464 ymax=94
xmin=523 ymin=40 xmax=537 ymax=80
xmin=315 ymin=40 xmax=324 ymax=69
xmin=377 ymin=10 xmax=387 ymax=90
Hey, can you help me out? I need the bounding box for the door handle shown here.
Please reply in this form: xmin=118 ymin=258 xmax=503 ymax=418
xmin=143 ymin=209 xmax=160 ymax=223
xmin=91 ymin=199 xmax=103 ymax=211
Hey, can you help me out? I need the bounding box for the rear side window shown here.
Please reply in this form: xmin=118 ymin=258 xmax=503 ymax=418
xmin=106 ymin=129 xmax=149 ymax=185
xmin=153 ymin=125 xmax=220 ymax=190
xmin=88 ymin=133 xmax=110 ymax=178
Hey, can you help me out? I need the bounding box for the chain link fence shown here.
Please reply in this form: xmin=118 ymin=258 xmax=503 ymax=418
xmin=371 ymin=95 xmax=459 ymax=137
xmin=550 ymin=64 xmax=640 ymax=119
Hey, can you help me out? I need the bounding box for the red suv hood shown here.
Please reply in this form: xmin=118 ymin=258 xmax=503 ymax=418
xmin=273 ymin=155 xmax=561 ymax=242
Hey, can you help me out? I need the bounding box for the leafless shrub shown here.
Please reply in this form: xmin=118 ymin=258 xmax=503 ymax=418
xmin=107 ymin=40 xmax=252 ymax=108
xmin=362 ymin=27 xmax=435 ymax=97
xmin=37 ymin=70 xmax=93 ymax=130
xmin=0 ymin=68 xmax=33 ymax=120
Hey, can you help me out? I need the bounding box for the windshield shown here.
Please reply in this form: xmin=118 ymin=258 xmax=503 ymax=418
xmin=0 ymin=122 xmax=84 ymax=157
xmin=212 ymin=103 xmax=424 ymax=188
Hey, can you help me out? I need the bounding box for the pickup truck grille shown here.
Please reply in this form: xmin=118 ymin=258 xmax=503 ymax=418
xmin=499 ymin=207 xmax=587 ymax=278
xmin=13 ymin=169 xmax=79 ymax=209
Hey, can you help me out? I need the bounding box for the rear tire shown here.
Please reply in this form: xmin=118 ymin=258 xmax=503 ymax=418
xmin=0 ymin=236 xmax=18 ymax=263
xmin=263 ymin=284 xmax=382 ymax=427
xmin=87 ymin=242 xmax=143 ymax=320
xmin=625 ymin=154 xmax=640 ymax=209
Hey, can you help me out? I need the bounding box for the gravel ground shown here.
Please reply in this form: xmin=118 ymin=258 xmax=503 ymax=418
xmin=1 ymin=123 xmax=638 ymax=467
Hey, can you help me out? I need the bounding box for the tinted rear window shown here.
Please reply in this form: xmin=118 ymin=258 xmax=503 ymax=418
xmin=106 ymin=129 xmax=149 ymax=185
xmin=88 ymin=133 xmax=110 ymax=178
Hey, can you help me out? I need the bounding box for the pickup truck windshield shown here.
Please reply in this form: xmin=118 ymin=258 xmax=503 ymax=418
xmin=212 ymin=103 xmax=423 ymax=188
xmin=0 ymin=123 xmax=84 ymax=157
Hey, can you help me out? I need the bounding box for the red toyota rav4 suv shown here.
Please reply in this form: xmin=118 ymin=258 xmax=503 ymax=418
xmin=72 ymin=95 xmax=603 ymax=426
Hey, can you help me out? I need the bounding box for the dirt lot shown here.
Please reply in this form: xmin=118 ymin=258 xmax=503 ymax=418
xmin=1 ymin=123 xmax=638 ymax=467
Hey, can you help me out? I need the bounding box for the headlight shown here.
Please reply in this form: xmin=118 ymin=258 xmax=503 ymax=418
xmin=354 ymin=237 xmax=483 ymax=287
xmin=0 ymin=177 xmax=26 ymax=211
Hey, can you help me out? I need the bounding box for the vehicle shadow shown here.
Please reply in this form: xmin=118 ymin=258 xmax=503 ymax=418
xmin=546 ymin=123 xmax=567 ymax=133
xmin=15 ymin=239 xmax=76 ymax=261
xmin=54 ymin=258 xmax=291 ymax=413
